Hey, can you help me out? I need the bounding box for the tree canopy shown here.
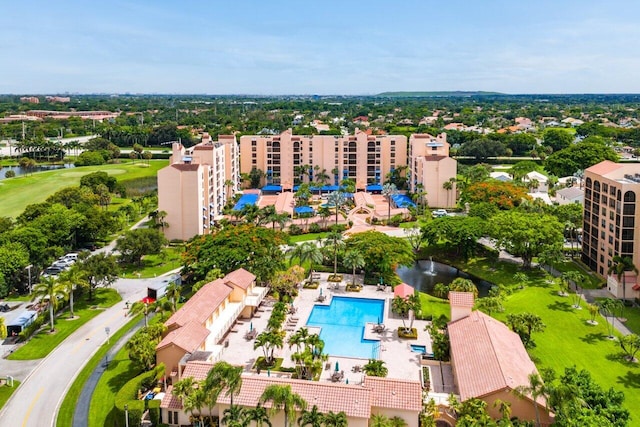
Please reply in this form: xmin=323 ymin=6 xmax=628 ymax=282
xmin=489 ymin=211 xmax=564 ymax=268
xmin=344 ymin=231 xmax=413 ymax=284
xmin=544 ymin=137 xmax=618 ymax=177
xmin=182 ymin=224 xmax=287 ymax=284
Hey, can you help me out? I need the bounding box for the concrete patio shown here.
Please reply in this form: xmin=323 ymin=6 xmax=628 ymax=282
xmin=217 ymin=272 xmax=434 ymax=385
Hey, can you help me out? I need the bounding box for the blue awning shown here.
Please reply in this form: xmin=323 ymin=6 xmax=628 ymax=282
xmin=294 ymin=206 xmax=315 ymax=215
xmin=292 ymin=185 xmax=300 ymax=191
xmin=321 ymin=185 xmax=340 ymax=192
xmin=366 ymin=184 xmax=383 ymax=192
xmin=261 ymin=185 xmax=282 ymax=192
xmin=391 ymin=194 xmax=416 ymax=208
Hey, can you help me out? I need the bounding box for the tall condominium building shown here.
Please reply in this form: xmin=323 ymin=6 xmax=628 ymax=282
xmin=239 ymin=129 xmax=407 ymax=191
xmin=157 ymin=133 xmax=239 ymax=241
xmin=409 ymin=133 xmax=457 ymax=208
xmin=582 ymin=160 xmax=640 ymax=298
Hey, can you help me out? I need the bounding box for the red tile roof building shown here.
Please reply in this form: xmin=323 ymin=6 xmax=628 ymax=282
xmin=447 ymin=295 xmax=554 ymax=425
xmin=161 ymin=366 xmax=422 ymax=427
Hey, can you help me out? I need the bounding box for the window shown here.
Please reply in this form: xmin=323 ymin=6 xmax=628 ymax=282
xmin=603 ymin=183 xmax=609 ymax=193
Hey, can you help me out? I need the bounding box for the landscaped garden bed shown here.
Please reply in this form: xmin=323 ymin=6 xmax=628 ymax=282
xmin=397 ymin=327 xmax=418 ymax=339
xmin=327 ymin=274 xmax=343 ymax=282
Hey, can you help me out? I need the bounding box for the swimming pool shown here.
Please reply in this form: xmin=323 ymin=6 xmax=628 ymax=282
xmin=306 ymin=297 xmax=384 ymax=359
xmin=233 ymin=194 xmax=259 ymax=211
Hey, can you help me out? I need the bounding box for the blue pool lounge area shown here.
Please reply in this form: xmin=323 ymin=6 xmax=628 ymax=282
xmin=232 ymin=193 xmax=259 ymax=211
xmin=306 ymin=297 xmax=385 ymax=359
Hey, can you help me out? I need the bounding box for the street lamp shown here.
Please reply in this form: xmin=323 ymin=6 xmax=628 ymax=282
xmin=124 ymin=404 xmax=129 ymax=427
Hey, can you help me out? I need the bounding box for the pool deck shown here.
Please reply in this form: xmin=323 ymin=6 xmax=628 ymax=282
xmin=217 ymin=272 xmax=433 ymax=385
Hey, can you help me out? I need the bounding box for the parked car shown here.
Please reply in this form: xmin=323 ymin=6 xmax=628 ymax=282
xmin=52 ymin=259 xmax=74 ymax=269
xmin=62 ymin=253 xmax=79 ymax=262
xmin=43 ymin=266 xmax=63 ymax=277
xmin=432 ymin=209 xmax=449 ymax=218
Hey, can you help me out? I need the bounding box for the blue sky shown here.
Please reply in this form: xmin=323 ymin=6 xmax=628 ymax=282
xmin=1 ymin=0 xmax=640 ymax=94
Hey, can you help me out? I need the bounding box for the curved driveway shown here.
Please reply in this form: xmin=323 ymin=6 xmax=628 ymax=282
xmin=0 ymin=278 xmax=151 ymax=427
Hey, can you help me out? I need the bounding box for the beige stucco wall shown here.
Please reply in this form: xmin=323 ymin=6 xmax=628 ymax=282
xmin=157 ymin=164 xmax=204 ymax=241
xmin=482 ymin=389 xmax=554 ymax=426
xmin=409 ymin=134 xmax=457 ymax=208
xmin=373 ymin=408 xmax=419 ymax=427
xmin=157 ymin=344 xmax=188 ymax=379
xmin=239 ymin=130 xmax=407 ymax=191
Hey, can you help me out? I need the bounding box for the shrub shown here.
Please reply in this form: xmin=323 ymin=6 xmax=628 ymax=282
xmin=19 ymin=315 xmax=44 ymax=341
xmin=114 ymin=364 xmax=165 ymax=427
xmin=309 ymin=223 xmax=321 ymax=233
xmin=4 ymin=170 xmax=15 ymax=178
xmin=75 ymin=151 xmax=106 ymax=166
xmin=397 ymin=327 xmax=418 ymax=339
xmin=288 ymin=224 xmax=303 ymax=235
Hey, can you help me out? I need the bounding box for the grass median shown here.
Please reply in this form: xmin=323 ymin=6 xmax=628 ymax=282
xmin=8 ymin=289 xmax=121 ymax=360
xmin=56 ymin=314 xmax=142 ymax=427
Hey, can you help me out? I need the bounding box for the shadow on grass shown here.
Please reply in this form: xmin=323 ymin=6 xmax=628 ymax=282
xmin=547 ymin=300 xmax=573 ymax=312
xmin=106 ymin=361 xmax=141 ymax=393
xmin=605 ymin=352 xmax=638 ymax=367
xmin=580 ymin=332 xmax=609 ymax=345
xmin=617 ymin=370 xmax=640 ymax=389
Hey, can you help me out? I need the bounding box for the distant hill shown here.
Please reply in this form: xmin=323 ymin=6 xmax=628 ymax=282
xmin=376 ymin=91 xmax=505 ymax=97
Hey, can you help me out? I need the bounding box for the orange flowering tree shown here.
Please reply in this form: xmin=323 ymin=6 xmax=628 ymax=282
xmin=462 ymin=181 xmax=530 ymax=210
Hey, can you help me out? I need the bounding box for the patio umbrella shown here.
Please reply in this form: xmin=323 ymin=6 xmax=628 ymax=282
xmin=267 ymin=369 xmax=270 ymax=377
xmin=250 ymin=322 xmax=253 ymax=332
xmin=335 ymin=361 xmax=339 ymax=372
xmin=346 ymin=378 xmax=349 ymax=384
xmin=377 ymin=316 xmax=381 ymax=325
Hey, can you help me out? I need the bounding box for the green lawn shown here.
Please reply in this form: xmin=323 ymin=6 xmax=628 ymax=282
xmin=494 ymin=282 xmax=640 ymax=421
xmin=418 ymin=292 xmax=450 ymax=321
xmin=8 ymin=289 xmax=121 ymax=360
xmin=0 ymin=160 xmax=167 ymax=218
xmin=88 ymin=336 xmax=140 ymax=427
xmin=0 ymin=380 xmax=21 ymax=409
xmin=56 ymin=315 xmax=142 ymax=427
xmin=289 ymin=232 xmax=329 ymax=243
xmin=120 ymin=246 xmax=183 ymax=279
xmin=551 ymin=259 xmax=604 ymax=289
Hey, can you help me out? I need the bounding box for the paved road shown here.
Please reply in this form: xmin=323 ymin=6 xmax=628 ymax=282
xmin=0 ymin=278 xmax=153 ymax=427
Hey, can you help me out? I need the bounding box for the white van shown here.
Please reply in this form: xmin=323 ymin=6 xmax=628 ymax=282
xmin=62 ymin=253 xmax=78 ymax=262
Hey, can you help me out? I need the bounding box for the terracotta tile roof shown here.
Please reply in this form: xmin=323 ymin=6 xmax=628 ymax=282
xmin=224 ymin=268 xmax=256 ymax=290
xmin=585 ymin=160 xmax=623 ymax=176
xmin=449 ymin=291 xmax=474 ymax=308
xmin=393 ymin=283 xmax=415 ymax=299
xmin=171 ymin=163 xmax=200 ymax=172
xmin=165 ymin=280 xmax=233 ymax=329
xmin=182 ymin=361 xmax=214 ymax=380
xmin=161 ymin=385 xmax=183 ymax=409
xmin=448 ymin=311 xmax=540 ymax=401
xmin=216 ymin=376 xmax=371 ymax=419
xmin=156 ymin=321 xmax=210 ymax=352
xmin=365 ymin=377 xmax=422 ymax=412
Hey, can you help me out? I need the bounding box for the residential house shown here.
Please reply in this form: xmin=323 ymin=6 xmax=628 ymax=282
xmin=555 ymin=187 xmax=584 ymax=205
xmin=446 ymin=292 xmax=554 ymax=425
xmin=156 ymin=268 xmax=267 ymax=379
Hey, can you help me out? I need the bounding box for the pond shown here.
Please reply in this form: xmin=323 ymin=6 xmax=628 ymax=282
xmin=0 ymin=163 xmax=75 ymax=180
xmin=396 ymin=258 xmax=495 ymax=297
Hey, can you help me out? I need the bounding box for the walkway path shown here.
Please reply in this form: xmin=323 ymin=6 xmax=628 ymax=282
xmin=72 ymin=317 xmax=146 ymax=427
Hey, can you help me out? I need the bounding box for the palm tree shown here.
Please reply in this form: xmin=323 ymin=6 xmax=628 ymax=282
xmin=324 ymin=230 xmax=344 ymax=276
xmin=389 ymin=416 xmax=407 ymax=427
xmin=608 ymin=255 xmax=638 ymax=308
xmin=242 ymin=404 xmax=272 ymax=427
xmin=297 ymin=404 xmax=323 ymax=427
xmin=382 ymin=183 xmax=398 ymax=221
xmin=321 ymin=411 xmax=348 ymax=427
xmin=442 ymin=178 xmax=454 ymax=207
xmin=205 ymin=361 xmax=244 ymax=409
xmin=57 ymin=268 xmax=87 ymax=319
xmin=129 ymin=301 xmax=152 ymax=327
xmin=290 ymin=242 xmax=323 ymax=274
xmin=343 ymin=250 xmax=365 ymax=286
xmin=254 ymin=330 xmax=285 ymax=366
xmin=433 ymin=283 xmax=449 ymax=299
xmin=32 ymin=276 xmax=67 ymax=332
xmin=326 ymin=191 xmax=346 ymax=226
xmin=599 ymin=298 xmax=623 ymax=338
xmin=259 ymin=384 xmax=307 ymax=427
xmin=165 ymin=283 xmax=181 ymax=313
xmin=514 ymin=372 xmax=548 ymax=427
xmin=369 ymin=414 xmax=391 ymax=427
xmin=222 ymin=405 xmax=245 ymax=427
xmin=449 ymin=277 xmax=478 ymax=297
xmin=362 ymin=359 xmax=388 ymax=377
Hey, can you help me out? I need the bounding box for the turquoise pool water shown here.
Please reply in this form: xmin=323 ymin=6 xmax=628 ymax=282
xmin=306 ymin=297 xmax=384 ymax=359
xmin=411 ymin=344 xmax=427 ymax=354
